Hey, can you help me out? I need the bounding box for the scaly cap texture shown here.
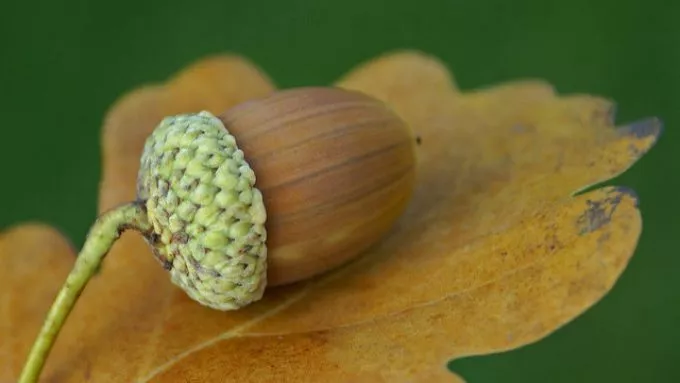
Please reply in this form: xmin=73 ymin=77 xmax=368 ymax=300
xmin=136 ymin=111 xmax=267 ymax=310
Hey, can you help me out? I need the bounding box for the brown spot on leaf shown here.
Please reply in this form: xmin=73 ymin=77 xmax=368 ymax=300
xmin=576 ymin=188 xmax=637 ymax=234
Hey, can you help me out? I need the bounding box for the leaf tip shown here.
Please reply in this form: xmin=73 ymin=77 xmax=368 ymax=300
xmin=0 ymin=222 xmax=75 ymax=253
xmin=618 ymin=116 xmax=664 ymax=141
xmin=610 ymin=185 xmax=640 ymax=208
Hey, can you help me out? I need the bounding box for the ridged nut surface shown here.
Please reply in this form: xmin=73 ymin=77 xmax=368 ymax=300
xmin=219 ymin=87 xmax=417 ymax=285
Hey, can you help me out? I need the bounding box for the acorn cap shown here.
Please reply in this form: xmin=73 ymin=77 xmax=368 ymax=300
xmin=136 ymin=111 xmax=267 ymax=310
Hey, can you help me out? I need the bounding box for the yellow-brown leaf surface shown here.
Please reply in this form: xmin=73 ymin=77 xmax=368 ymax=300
xmin=0 ymin=51 xmax=660 ymax=382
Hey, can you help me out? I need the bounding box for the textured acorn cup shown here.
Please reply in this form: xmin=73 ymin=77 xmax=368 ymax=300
xmin=137 ymin=111 xmax=269 ymax=311
xmin=216 ymin=87 xmax=418 ymax=286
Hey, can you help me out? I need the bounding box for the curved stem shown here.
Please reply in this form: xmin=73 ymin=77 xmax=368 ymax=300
xmin=18 ymin=200 xmax=151 ymax=383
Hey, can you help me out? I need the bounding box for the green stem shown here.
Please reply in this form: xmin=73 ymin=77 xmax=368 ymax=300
xmin=18 ymin=201 xmax=151 ymax=383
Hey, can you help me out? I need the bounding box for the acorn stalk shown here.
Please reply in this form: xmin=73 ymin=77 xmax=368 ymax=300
xmin=18 ymin=202 xmax=152 ymax=383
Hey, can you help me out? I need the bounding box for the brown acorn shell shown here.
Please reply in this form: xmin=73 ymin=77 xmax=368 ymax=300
xmin=218 ymin=87 xmax=417 ymax=286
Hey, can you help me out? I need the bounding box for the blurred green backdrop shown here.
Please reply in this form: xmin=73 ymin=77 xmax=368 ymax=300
xmin=1 ymin=0 xmax=677 ymax=382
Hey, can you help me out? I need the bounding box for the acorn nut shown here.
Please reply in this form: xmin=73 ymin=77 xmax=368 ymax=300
xmin=19 ymin=86 xmax=417 ymax=383
xmin=217 ymin=87 xmax=417 ymax=286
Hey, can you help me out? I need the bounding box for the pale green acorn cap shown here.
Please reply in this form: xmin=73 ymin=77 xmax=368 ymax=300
xmin=136 ymin=111 xmax=267 ymax=310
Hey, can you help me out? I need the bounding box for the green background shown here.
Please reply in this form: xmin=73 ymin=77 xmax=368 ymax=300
xmin=1 ymin=0 xmax=677 ymax=381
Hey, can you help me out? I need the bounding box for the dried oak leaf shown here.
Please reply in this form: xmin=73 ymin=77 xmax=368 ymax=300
xmin=1 ymin=51 xmax=661 ymax=383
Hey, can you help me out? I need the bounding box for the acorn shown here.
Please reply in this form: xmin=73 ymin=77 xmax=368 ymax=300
xmin=19 ymin=86 xmax=417 ymax=382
